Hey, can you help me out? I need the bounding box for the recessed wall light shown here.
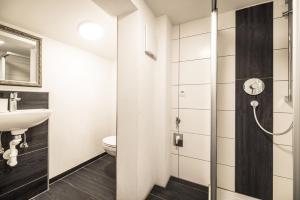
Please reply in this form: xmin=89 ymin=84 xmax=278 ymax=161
xmin=0 ymin=40 xmax=4 ymax=45
xmin=78 ymin=22 xmax=103 ymax=41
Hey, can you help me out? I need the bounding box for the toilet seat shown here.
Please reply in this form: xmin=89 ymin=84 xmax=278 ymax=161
xmin=103 ymin=136 xmax=116 ymax=148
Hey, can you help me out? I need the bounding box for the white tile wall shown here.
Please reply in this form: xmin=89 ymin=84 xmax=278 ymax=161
xmin=217 ymin=56 xmax=235 ymax=83
xmin=171 ymin=86 xmax=178 ymax=108
xmin=180 ymin=133 xmax=210 ymax=161
xmin=180 ymin=17 xmax=210 ymax=38
xmin=179 ymin=156 xmax=210 ymax=186
xmin=217 ymin=83 xmax=235 ymax=110
xmin=171 ymin=109 xmax=178 ymax=131
xmin=273 ymin=176 xmax=293 ymax=200
xmin=171 ymin=39 xmax=179 ymax=62
xmin=274 ymin=113 xmax=293 ymax=145
xmin=273 ymin=81 xmax=293 ymax=113
xmin=217 ymin=111 xmax=235 ymax=139
xmin=180 ymin=59 xmax=210 ymax=84
xmin=180 ymin=33 xmax=211 ymax=61
xmin=217 ymin=189 xmax=260 ymax=200
xmin=170 ymin=132 xmax=179 ymax=155
xmin=274 ymin=0 xmax=288 ymax=19
xmin=179 ymin=109 xmax=210 ymax=134
xmin=217 ymin=137 xmax=235 ymax=166
xmin=218 ymin=11 xmax=235 ymax=30
xmin=171 ymin=63 xmax=179 ymax=85
xmin=217 ymin=164 xmax=235 ymax=191
xmin=218 ymin=28 xmax=235 ymax=56
xmin=274 ymin=17 xmax=288 ymax=49
xmin=179 ymin=85 xmax=210 ymax=109
xmin=274 ymin=49 xmax=288 ymax=81
xmin=273 ymin=144 xmax=293 ymax=179
xmin=172 ymin=25 xmax=179 ymax=40
xmin=171 ymin=154 xmax=179 ymax=177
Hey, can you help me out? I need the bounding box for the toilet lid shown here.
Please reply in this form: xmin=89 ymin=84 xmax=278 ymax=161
xmin=103 ymin=136 xmax=116 ymax=147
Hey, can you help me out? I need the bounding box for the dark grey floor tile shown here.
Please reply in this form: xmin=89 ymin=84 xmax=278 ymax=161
xmin=63 ymin=168 xmax=115 ymax=200
xmin=149 ymin=181 xmax=208 ymax=200
xmin=85 ymin=155 xmax=116 ymax=180
xmin=145 ymin=194 xmax=166 ymax=200
xmin=34 ymin=180 xmax=95 ymax=200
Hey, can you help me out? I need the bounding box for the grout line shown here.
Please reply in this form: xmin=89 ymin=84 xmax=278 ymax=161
xmin=178 ymin=155 xmax=211 ymax=163
xmin=217 ymin=135 xmax=235 ymax=140
xmin=179 ymin=57 xmax=211 ymax=62
xmin=217 ymin=163 xmax=235 ymax=168
xmin=17 ymin=147 xmax=48 ymax=158
xmin=0 ymin=175 xmax=48 ymax=198
xmin=218 ymin=54 xmax=235 ymax=58
xmin=49 ymin=154 xmax=109 ymax=185
xmin=61 ymin=180 xmax=98 ymax=200
xmin=179 ymin=31 xmax=211 ymax=39
xmin=149 ymin=193 xmax=167 ymax=200
xmin=273 ymin=175 xmax=293 ymax=180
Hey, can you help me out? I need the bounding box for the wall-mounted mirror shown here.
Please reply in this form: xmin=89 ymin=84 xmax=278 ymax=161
xmin=0 ymin=24 xmax=42 ymax=87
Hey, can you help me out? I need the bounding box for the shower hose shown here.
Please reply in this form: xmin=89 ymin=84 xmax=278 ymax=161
xmin=250 ymin=100 xmax=294 ymax=136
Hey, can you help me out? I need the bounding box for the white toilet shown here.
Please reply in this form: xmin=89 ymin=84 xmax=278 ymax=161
xmin=102 ymin=136 xmax=116 ymax=156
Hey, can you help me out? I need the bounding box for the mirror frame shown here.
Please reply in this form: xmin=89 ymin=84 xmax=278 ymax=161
xmin=0 ymin=24 xmax=42 ymax=87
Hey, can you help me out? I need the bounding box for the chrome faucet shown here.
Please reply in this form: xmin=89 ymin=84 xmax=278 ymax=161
xmin=9 ymin=92 xmax=21 ymax=112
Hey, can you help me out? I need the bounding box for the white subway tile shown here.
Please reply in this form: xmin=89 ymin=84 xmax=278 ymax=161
xmin=172 ymin=39 xmax=179 ymax=62
xmin=274 ymin=113 xmax=293 ymax=146
xmin=218 ymin=11 xmax=235 ymax=30
xmin=217 ymin=189 xmax=260 ymax=200
xmin=217 ymin=56 xmax=235 ymax=83
xmin=179 ymin=156 xmax=210 ymax=185
xmin=217 ymin=137 xmax=235 ymax=166
xmin=274 ymin=0 xmax=288 ymax=19
xmin=180 ymin=17 xmax=211 ymax=38
xmin=171 ymin=63 xmax=179 ymax=85
xmin=180 ymin=34 xmax=211 ymax=61
xmin=274 ymin=81 xmax=293 ymax=113
xmin=171 ymin=86 xmax=178 ymax=108
xmin=179 ymin=109 xmax=210 ymax=134
xmin=179 ymin=85 xmax=210 ymax=109
xmin=274 ymin=144 xmax=293 ymax=179
xmin=179 ymin=133 xmax=210 ymax=161
xmin=170 ymin=132 xmax=179 ymax=155
xmin=217 ymin=83 xmax=235 ymax=110
xmin=171 ymin=109 xmax=179 ymax=131
xmin=274 ymin=17 xmax=288 ymax=49
xmin=171 ymin=154 xmax=179 ymax=177
xmin=172 ymin=25 xmax=180 ymax=40
xmin=217 ymin=164 xmax=235 ymax=191
xmin=180 ymin=59 xmax=211 ymax=84
xmin=218 ymin=28 xmax=235 ymax=56
xmin=273 ymin=176 xmax=293 ymax=200
xmin=274 ymin=49 xmax=288 ymax=81
xmin=217 ymin=111 xmax=235 ymax=139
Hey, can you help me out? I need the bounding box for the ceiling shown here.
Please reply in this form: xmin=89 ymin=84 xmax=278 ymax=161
xmin=0 ymin=0 xmax=117 ymax=60
xmin=145 ymin=0 xmax=270 ymax=24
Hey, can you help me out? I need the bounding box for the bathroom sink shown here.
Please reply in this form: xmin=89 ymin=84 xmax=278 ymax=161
xmin=0 ymin=109 xmax=51 ymax=134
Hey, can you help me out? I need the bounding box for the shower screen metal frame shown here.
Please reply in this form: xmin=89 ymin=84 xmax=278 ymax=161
xmin=210 ymin=0 xmax=218 ymax=200
xmin=293 ymin=0 xmax=300 ymax=199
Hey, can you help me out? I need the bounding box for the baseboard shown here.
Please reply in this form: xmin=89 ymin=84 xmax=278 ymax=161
xmin=49 ymin=152 xmax=107 ymax=184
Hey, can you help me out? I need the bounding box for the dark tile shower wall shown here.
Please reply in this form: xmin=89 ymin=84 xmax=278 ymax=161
xmin=0 ymin=91 xmax=49 ymax=200
xmin=235 ymin=3 xmax=273 ymax=200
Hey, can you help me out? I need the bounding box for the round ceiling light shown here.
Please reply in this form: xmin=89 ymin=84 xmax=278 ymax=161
xmin=78 ymin=22 xmax=103 ymax=41
xmin=0 ymin=40 xmax=4 ymax=45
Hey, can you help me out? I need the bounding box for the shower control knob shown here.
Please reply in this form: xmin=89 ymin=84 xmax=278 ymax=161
xmin=243 ymin=78 xmax=265 ymax=96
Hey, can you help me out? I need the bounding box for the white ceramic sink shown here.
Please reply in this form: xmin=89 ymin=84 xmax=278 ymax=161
xmin=0 ymin=109 xmax=51 ymax=134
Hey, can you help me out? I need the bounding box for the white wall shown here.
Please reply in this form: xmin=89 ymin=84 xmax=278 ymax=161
xmin=0 ymin=22 xmax=116 ymax=178
xmin=117 ymin=1 xmax=172 ymax=199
